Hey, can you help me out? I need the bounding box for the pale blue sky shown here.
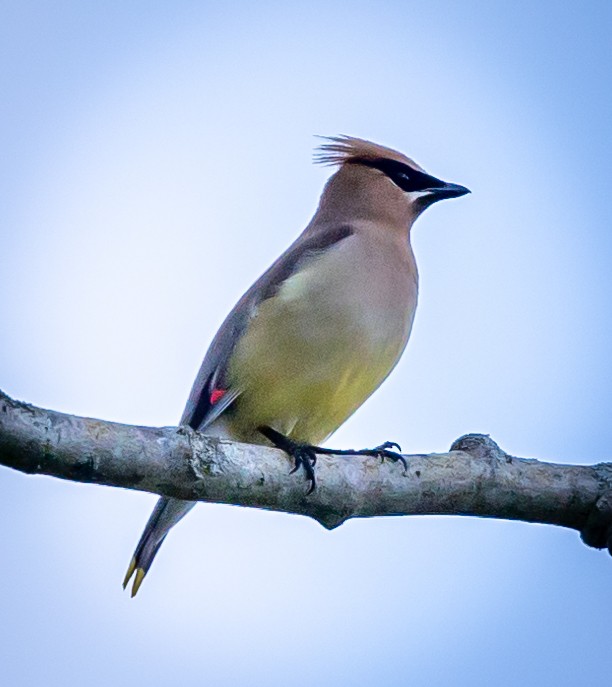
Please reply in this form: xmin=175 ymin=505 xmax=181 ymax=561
xmin=1 ymin=2 xmax=611 ymax=686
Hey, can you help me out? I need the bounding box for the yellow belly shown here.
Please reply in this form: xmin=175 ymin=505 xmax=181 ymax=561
xmin=226 ymin=292 xmax=406 ymax=445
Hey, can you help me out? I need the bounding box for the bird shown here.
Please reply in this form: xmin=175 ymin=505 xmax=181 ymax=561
xmin=123 ymin=135 xmax=470 ymax=596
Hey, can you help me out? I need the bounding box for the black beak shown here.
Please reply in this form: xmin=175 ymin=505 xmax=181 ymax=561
xmin=427 ymin=180 xmax=471 ymax=200
xmin=412 ymin=177 xmax=470 ymax=213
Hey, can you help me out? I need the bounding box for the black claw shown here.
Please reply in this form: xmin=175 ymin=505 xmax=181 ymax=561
xmin=348 ymin=441 xmax=407 ymax=472
xmin=301 ymin=451 xmax=317 ymax=495
xmin=376 ymin=449 xmax=408 ymax=472
xmin=374 ymin=441 xmax=402 ymax=453
xmin=290 ymin=446 xmax=317 ymax=494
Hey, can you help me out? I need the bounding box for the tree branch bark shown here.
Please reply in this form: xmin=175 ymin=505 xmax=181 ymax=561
xmin=1 ymin=388 xmax=611 ymax=554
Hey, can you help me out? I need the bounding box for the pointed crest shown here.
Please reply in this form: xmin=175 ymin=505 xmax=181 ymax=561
xmin=314 ymin=135 xmax=425 ymax=173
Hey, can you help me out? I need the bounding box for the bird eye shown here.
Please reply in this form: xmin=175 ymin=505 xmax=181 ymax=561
xmin=363 ymin=157 xmax=425 ymax=192
xmin=392 ymin=169 xmax=433 ymax=194
xmin=393 ymin=170 xmax=419 ymax=192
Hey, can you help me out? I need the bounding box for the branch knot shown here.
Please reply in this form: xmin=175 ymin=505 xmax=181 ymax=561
xmin=449 ymin=433 xmax=510 ymax=463
xmin=580 ymin=463 xmax=612 ymax=554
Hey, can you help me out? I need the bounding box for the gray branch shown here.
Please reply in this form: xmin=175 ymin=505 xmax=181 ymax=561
xmin=1 ymin=388 xmax=611 ymax=554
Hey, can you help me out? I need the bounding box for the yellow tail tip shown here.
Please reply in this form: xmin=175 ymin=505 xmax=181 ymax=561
xmin=131 ymin=568 xmax=146 ymax=597
xmin=122 ymin=557 xmax=137 ymax=590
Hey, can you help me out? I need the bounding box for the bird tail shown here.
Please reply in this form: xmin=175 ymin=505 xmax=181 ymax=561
xmin=123 ymin=496 xmax=195 ymax=597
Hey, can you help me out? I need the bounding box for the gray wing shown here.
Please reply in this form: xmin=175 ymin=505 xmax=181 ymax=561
xmin=180 ymin=224 xmax=355 ymax=431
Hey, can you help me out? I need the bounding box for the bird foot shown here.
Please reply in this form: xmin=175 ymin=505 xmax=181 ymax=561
xmin=259 ymin=427 xmax=407 ymax=491
xmin=308 ymin=440 xmax=407 ymax=472
xmin=259 ymin=426 xmax=318 ymax=494
xmin=340 ymin=441 xmax=407 ymax=471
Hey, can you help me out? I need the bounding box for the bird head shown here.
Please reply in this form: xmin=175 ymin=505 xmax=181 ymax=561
xmin=314 ymin=135 xmax=470 ymax=227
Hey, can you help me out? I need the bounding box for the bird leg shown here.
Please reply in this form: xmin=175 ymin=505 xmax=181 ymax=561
xmin=259 ymin=427 xmax=407 ymax=495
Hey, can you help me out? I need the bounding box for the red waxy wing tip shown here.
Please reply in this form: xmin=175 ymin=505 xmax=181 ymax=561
xmin=210 ymin=388 xmax=227 ymax=405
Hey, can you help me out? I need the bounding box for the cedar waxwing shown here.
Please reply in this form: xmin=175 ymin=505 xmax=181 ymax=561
xmin=123 ymin=136 xmax=469 ymax=596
